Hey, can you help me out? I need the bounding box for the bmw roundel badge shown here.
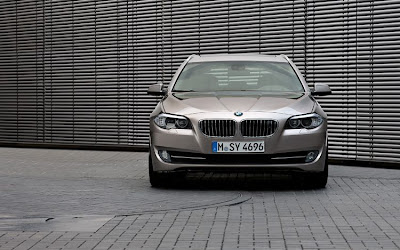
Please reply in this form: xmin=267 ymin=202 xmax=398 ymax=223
xmin=234 ymin=111 xmax=243 ymax=117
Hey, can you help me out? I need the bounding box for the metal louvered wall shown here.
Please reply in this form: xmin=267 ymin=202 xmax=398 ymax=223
xmin=0 ymin=1 xmax=399 ymax=164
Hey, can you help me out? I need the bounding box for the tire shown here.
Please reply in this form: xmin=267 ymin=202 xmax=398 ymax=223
xmin=307 ymin=149 xmax=328 ymax=189
xmin=311 ymin=166 xmax=328 ymax=189
xmin=148 ymin=154 xmax=166 ymax=187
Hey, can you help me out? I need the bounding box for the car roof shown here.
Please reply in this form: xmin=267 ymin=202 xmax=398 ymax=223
xmin=188 ymin=54 xmax=288 ymax=63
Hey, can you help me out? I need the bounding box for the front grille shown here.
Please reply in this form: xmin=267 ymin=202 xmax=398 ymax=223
xmin=199 ymin=120 xmax=236 ymax=137
xmin=240 ymin=120 xmax=278 ymax=137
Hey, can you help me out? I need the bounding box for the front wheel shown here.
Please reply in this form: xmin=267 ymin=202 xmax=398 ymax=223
xmin=310 ymin=167 xmax=328 ymax=189
xmin=307 ymin=149 xmax=328 ymax=189
xmin=148 ymin=154 xmax=166 ymax=187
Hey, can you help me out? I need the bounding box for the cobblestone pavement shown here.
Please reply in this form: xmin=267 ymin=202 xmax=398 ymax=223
xmin=0 ymin=147 xmax=400 ymax=250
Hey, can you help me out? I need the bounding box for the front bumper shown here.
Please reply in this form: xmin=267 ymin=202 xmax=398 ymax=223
xmin=150 ymin=112 xmax=327 ymax=173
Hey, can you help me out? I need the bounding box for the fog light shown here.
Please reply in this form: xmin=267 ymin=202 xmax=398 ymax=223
xmin=158 ymin=150 xmax=171 ymax=163
xmin=305 ymin=151 xmax=319 ymax=163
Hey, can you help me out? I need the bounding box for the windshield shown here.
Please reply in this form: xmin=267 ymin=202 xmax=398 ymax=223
xmin=173 ymin=61 xmax=304 ymax=93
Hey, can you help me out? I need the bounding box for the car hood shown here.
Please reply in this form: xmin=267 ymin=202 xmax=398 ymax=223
xmin=162 ymin=92 xmax=315 ymax=116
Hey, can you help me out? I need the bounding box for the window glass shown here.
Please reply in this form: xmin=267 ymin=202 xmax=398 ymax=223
xmin=173 ymin=61 xmax=304 ymax=92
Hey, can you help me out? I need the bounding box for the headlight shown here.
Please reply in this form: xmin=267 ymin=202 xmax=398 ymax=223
xmin=153 ymin=113 xmax=191 ymax=129
xmin=286 ymin=113 xmax=324 ymax=129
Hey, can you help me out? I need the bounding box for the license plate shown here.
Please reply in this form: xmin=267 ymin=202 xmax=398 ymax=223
xmin=212 ymin=141 xmax=265 ymax=153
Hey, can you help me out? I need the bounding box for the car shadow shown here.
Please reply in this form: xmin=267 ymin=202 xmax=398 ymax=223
xmin=156 ymin=172 xmax=324 ymax=191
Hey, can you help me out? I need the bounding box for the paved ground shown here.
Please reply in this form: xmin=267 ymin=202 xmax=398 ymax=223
xmin=0 ymin=147 xmax=399 ymax=250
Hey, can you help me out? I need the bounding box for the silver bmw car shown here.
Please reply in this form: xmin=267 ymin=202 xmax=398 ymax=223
xmin=147 ymin=54 xmax=331 ymax=188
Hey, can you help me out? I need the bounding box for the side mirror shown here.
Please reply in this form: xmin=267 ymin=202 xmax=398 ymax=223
xmin=147 ymin=83 xmax=166 ymax=96
xmin=312 ymin=84 xmax=332 ymax=96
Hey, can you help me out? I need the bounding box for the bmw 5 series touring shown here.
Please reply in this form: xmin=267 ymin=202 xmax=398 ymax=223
xmin=147 ymin=54 xmax=331 ymax=188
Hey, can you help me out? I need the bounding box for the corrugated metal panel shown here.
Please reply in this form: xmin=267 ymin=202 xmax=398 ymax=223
xmin=305 ymin=0 xmax=400 ymax=163
xmin=0 ymin=1 xmax=45 ymax=143
xmin=0 ymin=0 xmax=399 ymax=164
xmin=43 ymin=0 xmax=135 ymax=145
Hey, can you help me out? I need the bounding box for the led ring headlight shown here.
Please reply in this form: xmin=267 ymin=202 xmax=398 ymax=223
xmin=286 ymin=113 xmax=323 ymax=129
xmin=154 ymin=113 xmax=191 ymax=129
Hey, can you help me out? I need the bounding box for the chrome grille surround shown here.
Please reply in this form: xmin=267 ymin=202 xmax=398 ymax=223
xmin=240 ymin=119 xmax=278 ymax=137
xmin=199 ymin=119 xmax=236 ymax=137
